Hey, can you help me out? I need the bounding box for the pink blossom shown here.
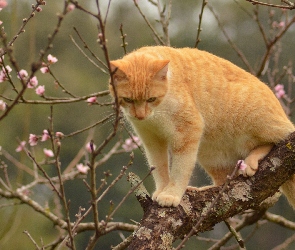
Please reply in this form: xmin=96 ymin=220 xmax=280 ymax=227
xmin=122 ymin=136 xmax=141 ymax=152
xmin=0 ymin=71 xmax=5 ymax=82
xmin=5 ymin=65 xmax=11 ymax=73
xmin=40 ymin=67 xmax=49 ymax=73
xmin=0 ymin=21 xmax=3 ymax=25
xmin=0 ymin=99 xmax=6 ymax=111
xmin=43 ymin=148 xmax=54 ymax=157
xmin=35 ymin=85 xmax=45 ymax=96
xmin=237 ymin=160 xmax=247 ymax=171
xmin=86 ymin=142 xmax=97 ymax=153
xmin=274 ymin=84 xmax=284 ymax=92
xmin=16 ymin=141 xmax=26 ymax=152
xmin=87 ymin=96 xmax=97 ymax=104
xmin=55 ymin=132 xmax=64 ymax=138
xmin=29 ymin=134 xmax=38 ymax=146
xmin=0 ymin=0 xmax=8 ymax=8
xmin=76 ymin=163 xmax=89 ymax=174
xmin=0 ymin=65 xmax=12 ymax=82
xmin=17 ymin=69 xmax=28 ymax=80
xmin=67 ymin=4 xmax=75 ymax=12
xmin=278 ymin=21 xmax=285 ymax=28
xmin=275 ymin=89 xmax=285 ymax=99
xmin=36 ymin=7 xmax=42 ymax=12
xmin=47 ymin=54 xmax=58 ymax=64
xmin=41 ymin=129 xmax=50 ymax=141
xmin=27 ymin=76 xmax=38 ymax=88
xmin=274 ymin=84 xmax=285 ymax=99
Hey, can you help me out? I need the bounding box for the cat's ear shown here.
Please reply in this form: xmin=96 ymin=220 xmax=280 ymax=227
xmin=153 ymin=60 xmax=170 ymax=81
xmin=110 ymin=61 xmax=128 ymax=81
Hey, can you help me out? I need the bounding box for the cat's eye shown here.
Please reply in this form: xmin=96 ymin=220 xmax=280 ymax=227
xmin=147 ymin=97 xmax=157 ymax=103
xmin=123 ymin=97 xmax=134 ymax=103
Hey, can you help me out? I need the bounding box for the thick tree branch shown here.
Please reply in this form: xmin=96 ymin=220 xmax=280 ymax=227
xmin=128 ymin=131 xmax=295 ymax=249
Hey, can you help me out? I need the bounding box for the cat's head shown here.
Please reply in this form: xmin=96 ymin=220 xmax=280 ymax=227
xmin=109 ymin=54 xmax=169 ymax=120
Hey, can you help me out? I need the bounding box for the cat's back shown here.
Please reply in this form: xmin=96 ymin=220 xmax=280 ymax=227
xmin=133 ymin=46 xmax=294 ymax=143
xmin=133 ymin=46 xmax=260 ymax=91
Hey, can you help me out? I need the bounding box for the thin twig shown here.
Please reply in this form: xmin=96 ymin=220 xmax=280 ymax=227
xmin=26 ymin=151 xmax=63 ymax=199
xmin=119 ymin=24 xmax=128 ymax=55
xmin=194 ymin=0 xmax=207 ymax=48
xmin=224 ymin=219 xmax=245 ymax=248
xmin=133 ymin=0 xmax=165 ymax=45
xmin=106 ymin=166 xmax=154 ymax=223
xmin=207 ymin=4 xmax=255 ymax=75
xmin=245 ymin=0 xmax=295 ymax=9
xmin=23 ymin=230 xmax=41 ymax=250
xmin=0 ymin=2 xmax=44 ymax=57
xmin=64 ymin=113 xmax=115 ymax=138
xmin=70 ymin=34 xmax=108 ymax=74
xmin=73 ymin=27 xmax=108 ymax=69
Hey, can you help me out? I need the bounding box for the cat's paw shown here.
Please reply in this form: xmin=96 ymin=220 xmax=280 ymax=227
xmin=156 ymin=192 xmax=181 ymax=207
xmin=187 ymin=185 xmax=214 ymax=192
xmin=187 ymin=186 xmax=199 ymax=192
xmin=237 ymin=159 xmax=258 ymax=177
xmin=152 ymin=189 xmax=163 ymax=201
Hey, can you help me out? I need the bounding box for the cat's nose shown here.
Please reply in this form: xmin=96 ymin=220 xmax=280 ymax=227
xmin=135 ymin=115 xmax=145 ymax=120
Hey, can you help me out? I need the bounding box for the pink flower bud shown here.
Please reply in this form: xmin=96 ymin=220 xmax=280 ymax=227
xmin=76 ymin=163 xmax=89 ymax=174
xmin=41 ymin=129 xmax=50 ymax=141
xmin=274 ymin=84 xmax=285 ymax=99
xmin=40 ymin=67 xmax=49 ymax=73
xmin=237 ymin=160 xmax=247 ymax=171
xmin=0 ymin=0 xmax=8 ymax=9
xmin=16 ymin=141 xmax=26 ymax=152
xmin=87 ymin=96 xmax=97 ymax=104
xmin=86 ymin=142 xmax=97 ymax=153
xmin=43 ymin=148 xmax=54 ymax=157
xmin=55 ymin=132 xmax=64 ymax=138
xmin=67 ymin=4 xmax=75 ymax=12
xmin=0 ymin=99 xmax=6 ymax=111
xmin=274 ymin=84 xmax=284 ymax=92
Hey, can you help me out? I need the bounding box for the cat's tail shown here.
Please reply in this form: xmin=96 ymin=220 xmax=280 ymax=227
xmin=280 ymin=174 xmax=295 ymax=209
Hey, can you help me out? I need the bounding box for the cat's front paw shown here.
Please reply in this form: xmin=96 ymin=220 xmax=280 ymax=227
xmin=152 ymin=189 xmax=163 ymax=201
xmin=156 ymin=192 xmax=181 ymax=207
xmin=237 ymin=159 xmax=258 ymax=177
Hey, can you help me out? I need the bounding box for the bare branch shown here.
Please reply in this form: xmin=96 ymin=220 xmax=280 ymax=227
xmin=128 ymin=132 xmax=295 ymax=249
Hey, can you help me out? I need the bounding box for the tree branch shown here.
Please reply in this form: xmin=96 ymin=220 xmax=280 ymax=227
xmin=128 ymin=131 xmax=295 ymax=249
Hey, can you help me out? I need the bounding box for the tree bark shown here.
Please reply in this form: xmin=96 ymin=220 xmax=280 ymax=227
xmin=127 ymin=132 xmax=295 ymax=249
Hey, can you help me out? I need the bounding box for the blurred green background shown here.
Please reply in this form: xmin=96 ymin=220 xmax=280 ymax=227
xmin=1 ymin=0 xmax=295 ymax=249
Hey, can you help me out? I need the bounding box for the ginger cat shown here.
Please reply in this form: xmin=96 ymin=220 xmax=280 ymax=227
xmin=109 ymin=46 xmax=295 ymax=207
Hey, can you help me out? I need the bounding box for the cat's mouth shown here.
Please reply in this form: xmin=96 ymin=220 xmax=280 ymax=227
xmin=132 ymin=115 xmax=146 ymax=121
xmin=128 ymin=113 xmax=149 ymax=121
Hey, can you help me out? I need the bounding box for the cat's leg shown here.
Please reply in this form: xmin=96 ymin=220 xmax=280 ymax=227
xmin=155 ymin=132 xmax=201 ymax=207
xmin=187 ymin=167 xmax=231 ymax=192
xmin=239 ymin=144 xmax=273 ymax=177
xmin=141 ymin=137 xmax=170 ymax=201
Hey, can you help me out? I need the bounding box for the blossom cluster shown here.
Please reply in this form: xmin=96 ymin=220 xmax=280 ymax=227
xmin=16 ymin=131 xmax=93 ymax=175
xmin=16 ymin=130 xmax=64 ymax=159
xmin=0 ymin=54 xmax=59 ymax=111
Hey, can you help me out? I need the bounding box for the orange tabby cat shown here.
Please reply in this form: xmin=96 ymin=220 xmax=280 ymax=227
xmin=109 ymin=46 xmax=295 ymax=207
